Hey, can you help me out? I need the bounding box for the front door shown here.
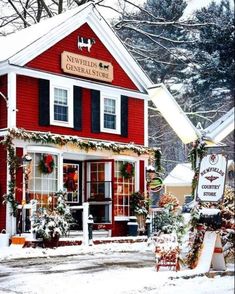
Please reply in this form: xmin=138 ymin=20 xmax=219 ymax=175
xmin=86 ymin=160 xmax=113 ymax=228
xmin=63 ymin=161 xmax=82 ymax=230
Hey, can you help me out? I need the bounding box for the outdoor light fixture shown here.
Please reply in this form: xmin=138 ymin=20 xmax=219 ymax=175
xmin=22 ymin=154 xmax=32 ymax=166
xmin=148 ymin=84 xmax=201 ymax=144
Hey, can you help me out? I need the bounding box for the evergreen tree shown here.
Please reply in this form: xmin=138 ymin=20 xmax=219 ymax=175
xmin=186 ymin=0 xmax=235 ymax=119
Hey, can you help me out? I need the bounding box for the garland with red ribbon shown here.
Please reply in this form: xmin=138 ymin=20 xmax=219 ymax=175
xmin=39 ymin=154 xmax=55 ymax=174
xmin=121 ymin=162 xmax=135 ymax=179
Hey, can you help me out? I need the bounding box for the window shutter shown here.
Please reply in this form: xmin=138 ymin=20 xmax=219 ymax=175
xmin=91 ymin=89 xmax=100 ymax=133
xmin=121 ymin=95 xmax=128 ymax=137
xmin=73 ymin=86 xmax=82 ymax=130
xmin=39 ymin=79 xmax=50 ymax=126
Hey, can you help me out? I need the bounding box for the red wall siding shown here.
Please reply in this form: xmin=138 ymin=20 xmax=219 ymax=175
xmin=26 ymin=23 xmax=138 ymax=91
xmin=0 ymin=75 xmax=7 ymax=129
xmin=16 ymin=75 xmax=145 ymax=145
xmin=0 ymin=143 xmax=7 ymax=231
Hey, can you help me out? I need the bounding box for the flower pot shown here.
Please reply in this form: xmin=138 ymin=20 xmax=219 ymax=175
xmin=127 ymin=216 xmax=138 ymax=236
xmin=43 ymin=235 xmax=60 ymax=248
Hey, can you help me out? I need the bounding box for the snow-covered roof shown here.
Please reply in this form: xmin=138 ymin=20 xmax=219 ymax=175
xmin=0 ymin=4 xmax=90 ymax=62
xmin=0 ymin=2 xmax=152 ymax=93
xmin=163 ymin=163 xmax=194 ymax=186
xmin=203 ymin=107 xmax=235 ymax=144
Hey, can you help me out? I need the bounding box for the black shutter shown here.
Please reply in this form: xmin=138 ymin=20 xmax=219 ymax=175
xmin=39 ymin=79 xmax=50 ymax=126
xmin=91 ymin=89 xmax=100 ymax=133
xmin=73 ymin=86 xmax=82 ymax=130
xmin=121 ymin=95 xmax=128 ymax=137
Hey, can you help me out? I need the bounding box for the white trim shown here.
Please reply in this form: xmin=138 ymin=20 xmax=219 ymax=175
xmin=88 ymin=9 xmax=152 ymax=92
xmin=7 ymin=72 xmax=17 ymax=128
xmin=100 ymin=92 xmax=120 ymax=134
xmin=0 ymin=65 xmax=149 ymax=100
xmin=2 ymin=3 xmax=152 ymax=92
xmin=8 ymin=5 xmax=93 ymax=66
xmin=26 ymin=145 xmax=62 ymax=154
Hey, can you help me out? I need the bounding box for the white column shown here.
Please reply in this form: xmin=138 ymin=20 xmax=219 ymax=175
xmin=82 ymin=202 xmax=89 ymax=246
xmin=7 ymin=72 xmax=17 ymax=128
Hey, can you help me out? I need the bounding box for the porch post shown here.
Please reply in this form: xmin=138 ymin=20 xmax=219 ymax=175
xmin=82 ymin=202 xmax=89 ymax=246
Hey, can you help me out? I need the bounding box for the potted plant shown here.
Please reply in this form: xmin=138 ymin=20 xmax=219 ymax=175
xmin=32 ymin=191 xmax=72 ymax=247
xmin=128 ymin=192 xmax=149 ymax=236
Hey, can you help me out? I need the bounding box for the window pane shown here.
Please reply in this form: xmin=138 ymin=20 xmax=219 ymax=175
xmin=54 ymin=105 xmax=68 ymax=121
xmin=113 ymin=161 xmax=135 ymax=217
xmin=104 ymin=98 xmax=115 ymax=114
xmin=54 ymin=88 xmax=68 ymax=122
xmin=104 ymin=113 xmax=116 ymax=129
xmin=28 ymin=153 xmax=58 ymax=209
xmin=54 ymin=88 xmax=67 ymax=105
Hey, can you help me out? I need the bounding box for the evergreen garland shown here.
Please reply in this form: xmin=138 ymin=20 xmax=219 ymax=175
xmin=188 ymin=139 xmax=207 ymax=198
xmin=6 ymin=128 xmax=157 ymax=156
xmin=154 ymin=149 xmax=162 ymax=172
xmin=1 ymin=135 xmax=20 ymax=217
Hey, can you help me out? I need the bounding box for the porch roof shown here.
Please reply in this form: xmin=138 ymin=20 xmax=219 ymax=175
xmin=1 ymin=128 xmax=159 ymax=157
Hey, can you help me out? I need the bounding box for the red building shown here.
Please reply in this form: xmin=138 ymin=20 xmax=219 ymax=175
xmin=0 ymin=3 xmax=153 ymax=237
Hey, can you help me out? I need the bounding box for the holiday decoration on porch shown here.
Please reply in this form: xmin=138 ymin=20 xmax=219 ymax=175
xmin=32 ymin=192 xmax=72 ymax=248
xmin=38 ymin=154 xmax=55 ymax=174
xmin=121 ymin=162 xmax=135 ymax=179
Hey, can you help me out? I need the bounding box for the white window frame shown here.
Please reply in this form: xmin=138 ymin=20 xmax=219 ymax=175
xmin=50 ymin=84 xmax=73 ymax=128
xmin=100 ymin=91 xmax=120 ymax=134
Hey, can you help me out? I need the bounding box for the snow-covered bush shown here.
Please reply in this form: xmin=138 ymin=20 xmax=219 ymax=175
xmin=32 ymin=191 xmax=72 ymax=241
xmin=32 ymin=211 xmax=69 ymax=241
xmin=153 ymin=203 xmax=186 ymax=243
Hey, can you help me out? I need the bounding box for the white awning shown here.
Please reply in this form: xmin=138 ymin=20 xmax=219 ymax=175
xmin=148 ymin=84 xmax=200 ymax=144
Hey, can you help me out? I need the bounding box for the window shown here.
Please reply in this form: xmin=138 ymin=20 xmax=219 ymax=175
xmin=63 ymin=163 xmax=79 ymax=203
xmin=101 ymin=93 xmax=120 ymax=134
xmin=50 ymin=85 xmax=73 ymax=127
xmin=28 ymin=153 xmax=58 ymax=208
xmin=86 ymin=161 xmax=112 ymax=223
xmin=114 ymin=161 xmax=135 ymax=218
xmin=54 ymin=88 xmax=68 ymax=122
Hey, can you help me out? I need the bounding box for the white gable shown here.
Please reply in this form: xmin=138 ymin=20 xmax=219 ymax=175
xmin=0 ymin=2 xmax=152 ymax=93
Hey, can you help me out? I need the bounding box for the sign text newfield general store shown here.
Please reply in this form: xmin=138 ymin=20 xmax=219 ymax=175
xmin=61 ymin=51 xmax=113 ymax=82
xmin=197 ymin=154 xmax=227 ymax=202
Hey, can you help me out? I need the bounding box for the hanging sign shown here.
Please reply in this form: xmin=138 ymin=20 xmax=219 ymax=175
xmin=197 ymin=153 xmax=227 ymax=202
xmin=61 ymin=51 xmax=113 ymax=82
xmin=149 ymin=177 xmax=163 ymax=192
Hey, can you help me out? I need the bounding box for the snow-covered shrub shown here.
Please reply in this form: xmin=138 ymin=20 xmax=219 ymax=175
xmin=32 ymin=191 xmax=72 ymax=241
xmin=32 ymin=211 xmax=69 ymax=241
xmin=153 ymin=202 xmax=186 ymax=244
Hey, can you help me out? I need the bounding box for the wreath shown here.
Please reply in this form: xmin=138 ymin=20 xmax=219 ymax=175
xmin=39 ymin=154 xmax=55 ymax=174
xmin=121 ymin=162 xmax=135 ymax=179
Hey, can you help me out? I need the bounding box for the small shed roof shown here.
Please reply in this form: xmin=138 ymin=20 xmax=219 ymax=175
xmin=163 ymin=163 xmax=194 ymax=187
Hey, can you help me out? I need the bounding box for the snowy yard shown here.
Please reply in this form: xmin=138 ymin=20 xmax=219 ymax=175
xmin=0 ymin=242 xmax=234 ymax=294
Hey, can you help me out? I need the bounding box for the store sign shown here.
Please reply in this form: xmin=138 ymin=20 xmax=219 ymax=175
xmin=61 ymin=51 xmax=113 ymax=82
xmin=197 ymin=154 xmax=227 ymax=202
xmin=149 ymin=177 xmax=163 ymax=192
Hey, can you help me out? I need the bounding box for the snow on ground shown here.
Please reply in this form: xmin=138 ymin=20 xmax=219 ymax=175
xmin=0 ymin=241 xmax=234 ymax=294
